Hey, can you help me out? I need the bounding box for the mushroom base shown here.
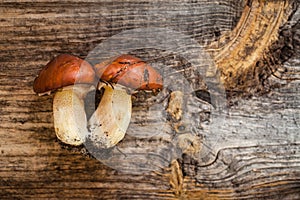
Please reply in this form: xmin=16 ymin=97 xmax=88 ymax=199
xmin=53 ymin=84 xmax=93 ymax=146
xmin=87 ymin=85 xmax=132 ymax=148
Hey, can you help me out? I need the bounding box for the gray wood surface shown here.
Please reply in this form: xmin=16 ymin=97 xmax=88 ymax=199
xmin=0 ymin=0 xmax=299 ymax=199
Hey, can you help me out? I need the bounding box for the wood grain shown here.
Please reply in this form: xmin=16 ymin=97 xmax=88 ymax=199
xmin=0 ymin=0 xmax=299 ymax=199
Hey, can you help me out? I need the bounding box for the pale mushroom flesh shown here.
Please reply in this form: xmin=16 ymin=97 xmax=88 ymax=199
xmin=87 ymin=84 xmax=132 ymax=148
xmin=53 ymin=84 xmax=94 ymax=146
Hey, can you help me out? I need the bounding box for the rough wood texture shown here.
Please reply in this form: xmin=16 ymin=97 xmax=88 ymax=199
xmin=1 ymin=0 xmax=299 ymax=199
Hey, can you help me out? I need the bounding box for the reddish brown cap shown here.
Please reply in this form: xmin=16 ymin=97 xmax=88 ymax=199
xmin=33 ymin=54 xmax=96 ymax=94
xmin=94 ymin=54 xmax=163 ymax=90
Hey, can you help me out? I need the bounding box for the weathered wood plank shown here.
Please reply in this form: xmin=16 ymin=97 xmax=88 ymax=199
xmin=0 ymin=0 xmax=299 ymax=199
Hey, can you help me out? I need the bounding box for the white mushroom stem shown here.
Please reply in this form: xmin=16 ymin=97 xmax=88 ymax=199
xmin=53 ymin=84 xmax=94 ymax=146
xmin=87 ymin=84 xmax=132 ymax=148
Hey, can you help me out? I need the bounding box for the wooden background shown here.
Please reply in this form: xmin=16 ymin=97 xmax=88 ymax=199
xmin=1 ymin=0 xmax=299 ymax=199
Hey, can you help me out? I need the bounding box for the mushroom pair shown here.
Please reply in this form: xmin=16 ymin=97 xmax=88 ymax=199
xmin=33 ymin=54 xmax=163 ymax=148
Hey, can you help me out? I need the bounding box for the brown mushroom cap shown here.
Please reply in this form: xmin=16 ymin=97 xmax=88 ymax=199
xmin=94 ymin=54 xmax=163 ymax=90
xmin=116 ymin=61 xmax=163 ymax=90
xmin=33 ymin=54 xmax=96 ymax=94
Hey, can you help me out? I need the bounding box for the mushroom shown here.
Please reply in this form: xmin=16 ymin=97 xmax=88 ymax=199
xmin=33 ymin=54 xmax=163 ymax=149
xmin=87 ymin=54 xmax=163 ymax=148
xmin=94 ymin=54 xmax=163 ymax=90
xmin=33 ymin=54 xmax=96 ymax=146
